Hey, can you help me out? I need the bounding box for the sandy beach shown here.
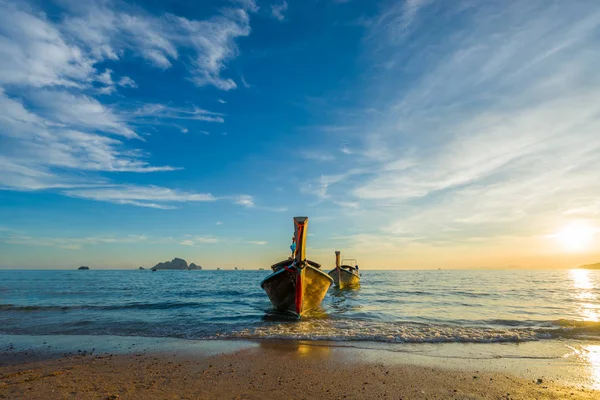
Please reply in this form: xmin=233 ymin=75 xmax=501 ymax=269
xmin=1 ymin=335 xmax=599 ymax=400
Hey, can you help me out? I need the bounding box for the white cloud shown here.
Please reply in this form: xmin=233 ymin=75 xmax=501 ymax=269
xmin=179 ymin=236 xmax=219 ymax=246
xmin=58 ymin=185 xmax=258 ymax=210
xmin=131 ymin=103 xmax=224 ymax=123
xmin=371 ymin=0 xmax=431 ymax=42
xmin=0 ymin=1 xmax=96 ymax=88
xmin=240 ymin=75 xmax=252 ymax=88
xmin=234 ymin=0 xmax=259 ymax=13
xmin=271 ymin=1 xmax=288 ymax=21
xmin=63 ymin=185 xmax=217 ymax=208
xmin=0 ymin=90 xmax=178 ymax=192
xmin=3 ymin=233 xmax=148 ymax=250
xmin=303 ymin=169 xmax=367 ymax=200
xmin=300 ymin=151 xmax=335 ymax=162
xmin=301 ymin=1 xmax=600 ymax=249
xmin=216 ymin=221 xmax=223 ymax=225
xmin=233 ymin=195 xmax=255 ymax=207
xmin=0 ymin=1 xmax=261 ymax=210
xmin=175 ymin=6 xmax=256 ymax=90
xmin=195 ymin=236 xmax=219 ymax=244
xmin=118 ymin=76 xmax=137 ymax=88
xmin=247 ymin=240 xmax=267 ymax=245
xmin=30 ymin=90 xmax=140 ymax=139
xmin=1 ymin=0 xmax=256 ymax=92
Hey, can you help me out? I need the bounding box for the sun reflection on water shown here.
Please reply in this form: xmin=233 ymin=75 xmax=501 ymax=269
xmin=582 ymin=345 xmax=600 ymax=390
xmin=569 ymin=269 xmax=599 ymax=322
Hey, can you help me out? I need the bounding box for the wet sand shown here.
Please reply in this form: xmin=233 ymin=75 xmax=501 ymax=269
xmin=1 ymin=336 xmax=599 ymax=399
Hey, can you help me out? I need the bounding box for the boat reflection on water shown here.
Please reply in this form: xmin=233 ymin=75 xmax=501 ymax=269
xmin=262 ymin=306 xmax=329 ymax=321
xmin=259 ymin=341 xmax=332 ymax=360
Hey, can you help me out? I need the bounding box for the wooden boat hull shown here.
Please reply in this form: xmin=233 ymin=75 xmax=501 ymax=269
xmin=328 ymin=267 xmax=360 ymax=288
xmin=261 ymin=264 xmax=333 ymax=317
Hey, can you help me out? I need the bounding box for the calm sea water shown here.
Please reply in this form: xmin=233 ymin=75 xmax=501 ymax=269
xmin=1 ymin=269 xmax=599 ymax=343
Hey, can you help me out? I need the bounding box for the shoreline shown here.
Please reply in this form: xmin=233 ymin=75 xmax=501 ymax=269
xmin=1 ymin=334 xmax=600 ymax=399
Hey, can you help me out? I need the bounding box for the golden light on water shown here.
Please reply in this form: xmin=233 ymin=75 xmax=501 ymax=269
xmin=554 ymin=221 xmax=597 ymax=252
xmin=569 ymin=269 xmax=599 ymax=322
xmin=583 ymin=345 xmax=600 ymax=390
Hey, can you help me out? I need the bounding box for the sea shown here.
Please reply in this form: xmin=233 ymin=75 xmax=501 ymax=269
xmin=1 ymin=269 xmax=599 ymax=344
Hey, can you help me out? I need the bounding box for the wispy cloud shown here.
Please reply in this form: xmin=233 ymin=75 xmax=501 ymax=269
xmin=232 ymin=195 xmax=255 ymax=207
xmin=271 ymin=1 xmax=288 ymax=22
xmin=0 ymin=0 xmax=258 ymax=209
xmin=247 ymin=240 xmax=267 ymax=245
xmin=3 ymin=233 xmax=148 ymax=250
xmin=130 ymin=103 xmax=224 ymax=123
xmin=302 ymin=1 xmax=600 ymax=250
xmin=371 ymin=0 xmax=432 ymax=42
xmin=31 ymin=90 xmax=140 ymax=139
xmin=58 ymin=0 xmax=256 ymax=89
xmin=63 ymin=185 xmax=217 ymax=209
xmin=300 ymin=151 xmax=335 ymax=162
xmin=0 ymin=89 xmax=178 ymax=191
xmin=240 ymin=75 xmax=252 ymax=88
xmin=179 ymin=236 xmax=219 ymax=246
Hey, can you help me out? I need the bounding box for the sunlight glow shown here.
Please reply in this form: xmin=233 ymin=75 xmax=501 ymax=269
xmin=569 ymin=269 xmax=599 ymax=322
xmin=554 ymin=221 xmax=597 ymax=252
xmin=583 ymin=345 xmax=600 ymax=390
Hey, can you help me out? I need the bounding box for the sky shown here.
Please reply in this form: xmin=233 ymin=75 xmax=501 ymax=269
xmin=1 ymin=0 xmax=599 ymax=270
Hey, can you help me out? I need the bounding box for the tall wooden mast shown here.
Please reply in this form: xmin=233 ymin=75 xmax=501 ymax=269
xmin=293 ymin=217 xmax=308 ymax=316
xmin=335 ymin=250 xmax=341 ymax=286
xmin=293 ymin=217 xmax=308 ymax=265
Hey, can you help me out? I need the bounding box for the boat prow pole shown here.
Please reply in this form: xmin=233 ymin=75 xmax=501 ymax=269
xmin=335 ymin=251 xmax=341 ymax=288
xmin=293 ymin=217 xmax=308 ymax=316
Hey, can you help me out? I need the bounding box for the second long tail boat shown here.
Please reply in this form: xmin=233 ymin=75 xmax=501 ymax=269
xmin=328 ymin=251 xmax=361 ymax=289
xmin=261 ymin=217 xmax=333 ymax=317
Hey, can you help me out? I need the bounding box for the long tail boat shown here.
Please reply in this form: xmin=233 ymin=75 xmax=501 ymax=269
xmin=261 ymin=217 xmax=333 ymax=317
xmin=328 ymin=251 xmax=361 ymax=289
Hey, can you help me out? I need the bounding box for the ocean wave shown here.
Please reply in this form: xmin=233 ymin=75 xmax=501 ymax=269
xmin=0 ymin=302 xmax=205 ymax=312
xmin=213 ymin=320 xmax=547 ymax=343
xmin=1 ymin=317 xmax=599 ymax=344
xmin=213 ymin=319 xmax=600 ymax=344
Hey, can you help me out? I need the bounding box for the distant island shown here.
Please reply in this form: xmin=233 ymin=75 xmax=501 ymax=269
xmin=580 ymin=262 xmax=600 ymax=270
xmin=152 ymin=258 xmax=202 ymax=270
xmin=78 ymin=266 xmax=89 ymax=270
xmin=138 ymin=266 xmax=145 ymax=270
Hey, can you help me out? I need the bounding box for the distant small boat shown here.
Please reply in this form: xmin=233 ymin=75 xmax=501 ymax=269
xmin=261 ymin=217 xmax=333 ymax=318
xmin=151 ymin=268 xmax=157 ymax=272
xmin=328 ymin=251 xmax=360 ymax=289
xmin=235 ymin=266 xmax=239 ymax=270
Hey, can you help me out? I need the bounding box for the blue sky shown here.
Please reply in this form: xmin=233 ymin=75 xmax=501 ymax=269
xmin=1 ymin=0 xmax=599 ymax=269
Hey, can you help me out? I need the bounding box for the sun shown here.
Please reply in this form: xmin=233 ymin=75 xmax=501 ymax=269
xmin=554 ymin=221 xmax=597 ymax=252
